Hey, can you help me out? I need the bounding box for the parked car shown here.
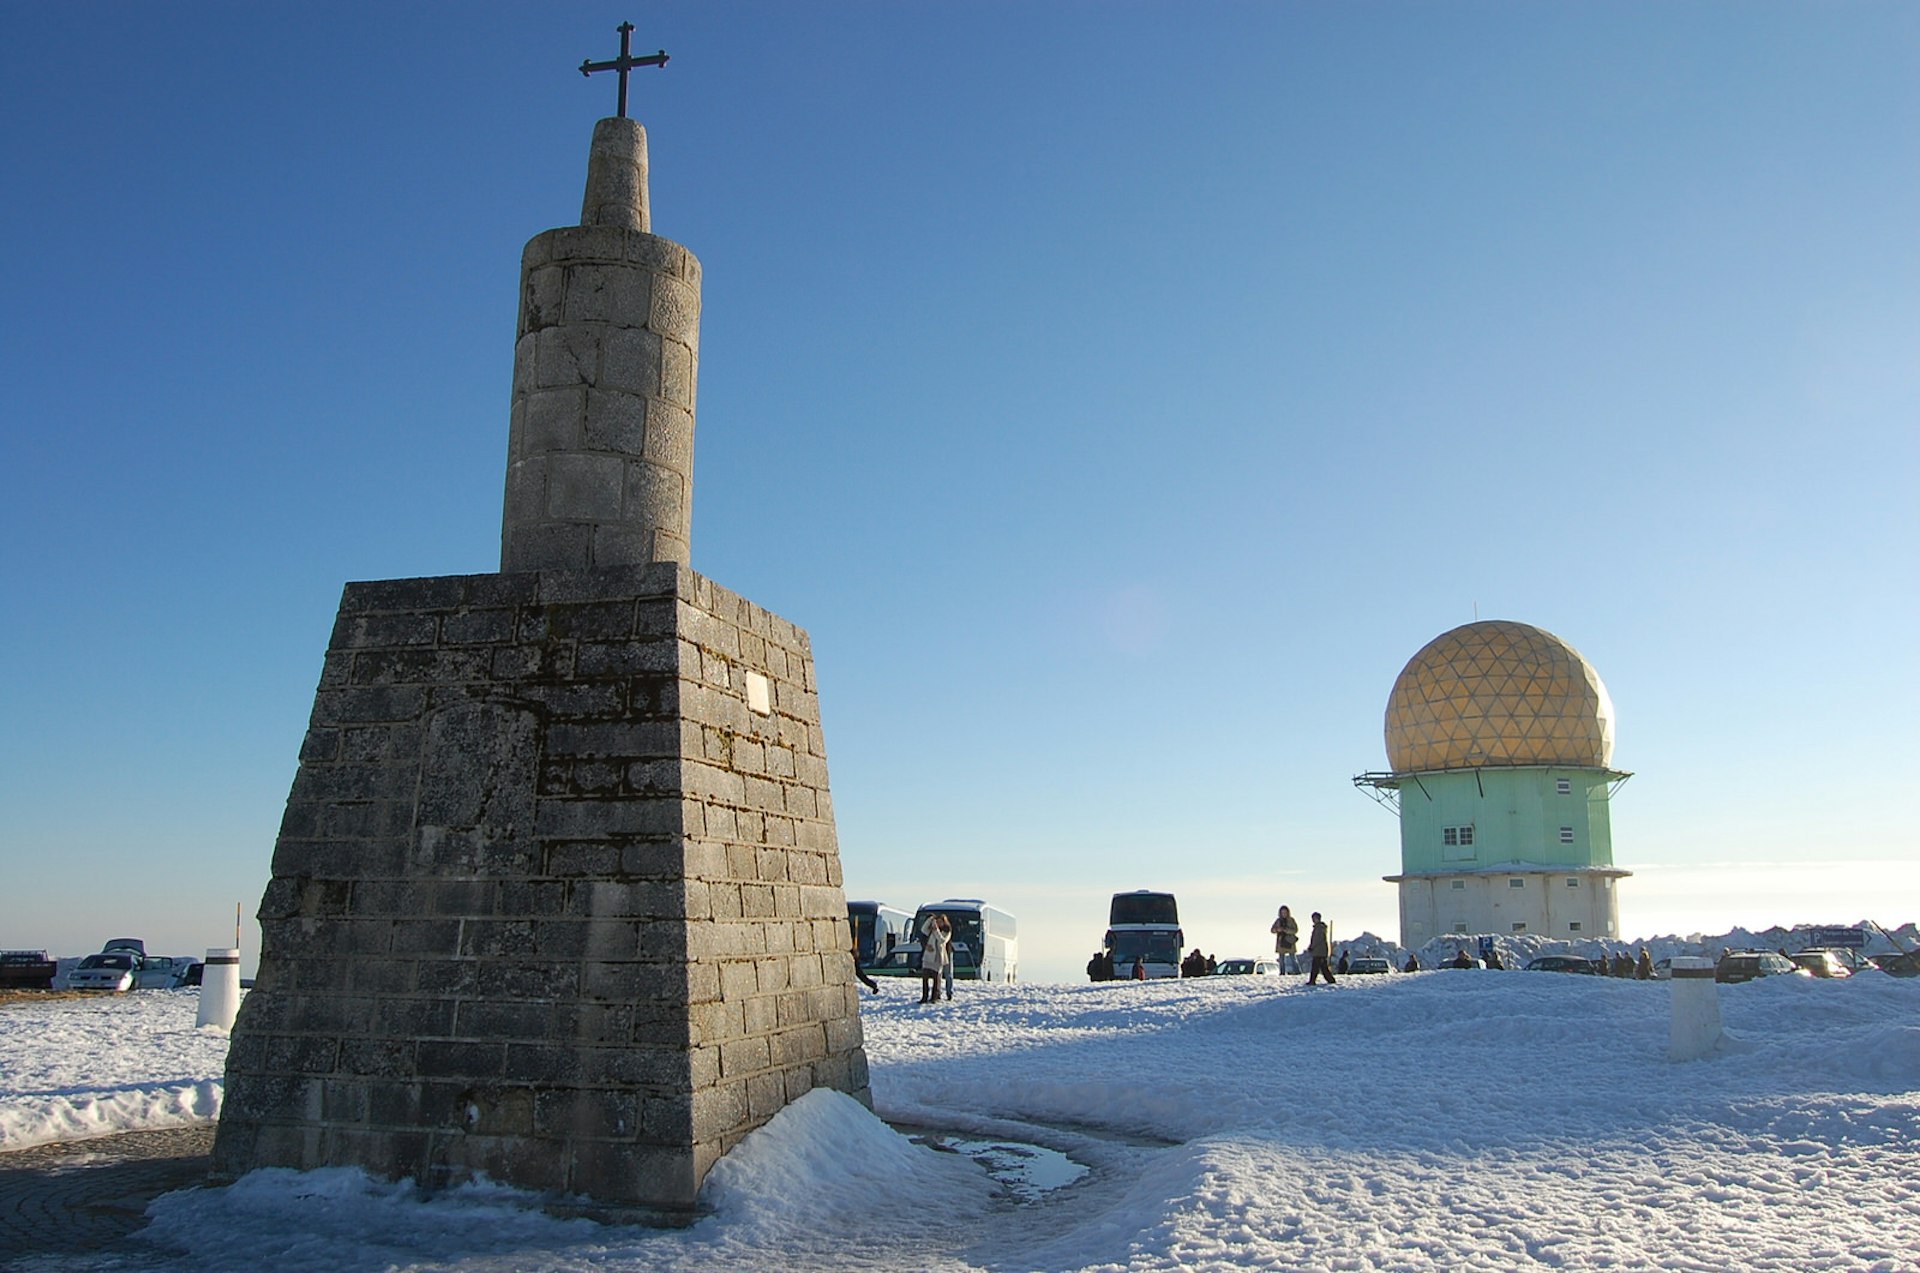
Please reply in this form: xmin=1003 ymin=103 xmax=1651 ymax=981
xmin=1715 ymin=951 xmax=1808 ymax=984
xmin=64 ymin=939 xmax=196 ymax=992
xmin=1214 ymin=958 xmax=1281 ymax=976
xmin=1525 ymin=955 xmax=1604 ymax=975
xmin=67 ymin=952 xmax=138 ymax=992
xmin=1788 ymin=950 xmax=1854 ymax=979
xmin=1346 ymin=956 xmax=1392 ymax=975
xmin=1872 ymin=950 xmax=1920 ymax=978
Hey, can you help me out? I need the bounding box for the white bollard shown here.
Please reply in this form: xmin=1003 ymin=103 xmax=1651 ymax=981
xmin=196 ymin=947 xmax=242 ymax=1031
xmin=1668 ymin=956 xmax=1723 ymax=1061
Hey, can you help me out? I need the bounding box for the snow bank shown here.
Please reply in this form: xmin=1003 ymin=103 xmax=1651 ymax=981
xmin=0 ymin=990 xmax=229 ymax=1150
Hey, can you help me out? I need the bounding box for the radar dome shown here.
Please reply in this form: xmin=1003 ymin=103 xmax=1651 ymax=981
xmin=1384 ymin=620 xmax=1614 ymax=773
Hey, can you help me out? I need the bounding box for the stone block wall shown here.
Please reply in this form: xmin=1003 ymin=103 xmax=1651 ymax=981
xmin=501 ymin=222 xmax=701 ymax=573
xmin=211 ymin=561 xmax=867 ymax=1218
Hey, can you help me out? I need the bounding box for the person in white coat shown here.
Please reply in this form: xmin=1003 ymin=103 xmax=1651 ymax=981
xmin=919 ymin=914 xmax=952 ymax=1005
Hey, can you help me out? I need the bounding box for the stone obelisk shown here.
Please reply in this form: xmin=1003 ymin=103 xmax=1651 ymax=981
xmin=212 ymin=103 xmax=869 ymax=1222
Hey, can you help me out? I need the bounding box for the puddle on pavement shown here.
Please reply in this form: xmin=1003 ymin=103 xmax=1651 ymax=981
xmin=907 ymin=1133 xmax=1090 ymax=1203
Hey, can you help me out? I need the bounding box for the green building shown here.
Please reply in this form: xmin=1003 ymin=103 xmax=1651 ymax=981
xmin=1356 ymin=620 xmax=1631 ymax=947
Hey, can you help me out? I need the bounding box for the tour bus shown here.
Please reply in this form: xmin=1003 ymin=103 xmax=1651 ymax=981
xmin=882 ymin=899 xmax=1019 ymax=983
xmin=1105 ymin=889 xmax=1183 ymax=979
xmin=845 ymin=901 xmax=911 ymax=971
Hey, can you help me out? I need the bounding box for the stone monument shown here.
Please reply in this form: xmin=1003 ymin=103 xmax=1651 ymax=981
xmin=211 ymin=35 xmax=870 ymax=1221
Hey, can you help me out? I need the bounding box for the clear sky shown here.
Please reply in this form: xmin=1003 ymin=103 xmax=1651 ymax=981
xmin=2 ymin=3 xmax=1915 ymax=982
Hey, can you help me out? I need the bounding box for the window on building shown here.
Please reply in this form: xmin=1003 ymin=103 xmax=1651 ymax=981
xmin=1556 ymin=778 xmax=1572 ymax=795
xmin=1569 ymin=922 xmax=1583 ymax=932
xmin=1450 ymin=880 xmax=1466 ymax=890
xmin=1509 ymin=878 xmax=1525 ymax=889
xmin=1511 ymin=922 xmax=1527 ymax=932
xmin=1566 ymin=878 xmax=1579 ymax=888
xmin=1452 ymin=923 xmax=1469 ymax=933
xmin=1559 ymin=827 xmax=1575 ymax=844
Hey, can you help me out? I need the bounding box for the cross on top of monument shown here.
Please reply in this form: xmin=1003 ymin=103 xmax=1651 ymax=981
xmin=580 ymin=21 xmax=669 ymax=119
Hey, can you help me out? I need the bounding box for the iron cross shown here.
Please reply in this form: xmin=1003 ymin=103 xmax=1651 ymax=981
xmin=580 ymin=22 xmax=669 ymax=119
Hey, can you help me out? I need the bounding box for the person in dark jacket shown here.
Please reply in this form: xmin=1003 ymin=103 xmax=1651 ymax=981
xmin=1452 ymin=948 xmax=1473 ymax=969
xmin=1088 ymin=951 xmax=1108 ymax=982
xmin=849 ymin=923 xmax=879 ymax=994
xmin=1306 ymin=913 xmax=1337 ymax=986
xmin=1404 ymin=953 xmax=1420 ymax=973
xmin=1335 ymin=950 xmax=1350 ymax=976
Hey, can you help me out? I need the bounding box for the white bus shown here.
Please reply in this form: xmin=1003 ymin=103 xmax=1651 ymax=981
xmin=1105 ymin=889 xmax=1183 ymax=979
xmin=906 ymin=899 xmax=1019 ymax=983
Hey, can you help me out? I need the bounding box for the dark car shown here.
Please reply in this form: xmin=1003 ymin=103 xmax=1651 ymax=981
xmin=1524 ymin=955 xmax=1603 ymax=975
xmin=0 ymin=950 xmax=58 ymax=990
xmin=1715 ymin=951 xmax=1808 ymax=984
xmin=1873 ymin=950 xmax=1920 ymax=978
xmin=1789 ymin=950 xmax=1853 ymax=979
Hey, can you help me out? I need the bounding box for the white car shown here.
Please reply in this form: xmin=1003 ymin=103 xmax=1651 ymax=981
xmin=66 ymin=938 xmax=194 ymax=992
xmin=67 ymin=951 xmax=138 ymax=992
xmin=1214 ymin=958 xmax=1281 ymax=976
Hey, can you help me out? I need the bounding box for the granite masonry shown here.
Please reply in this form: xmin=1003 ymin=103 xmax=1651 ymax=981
xmin=211 ymin=114 xmax=870 ymax=1219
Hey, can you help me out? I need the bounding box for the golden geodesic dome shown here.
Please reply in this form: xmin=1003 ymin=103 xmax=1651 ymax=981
xmin=1385 ymin=621 xmax=1615 ymax=773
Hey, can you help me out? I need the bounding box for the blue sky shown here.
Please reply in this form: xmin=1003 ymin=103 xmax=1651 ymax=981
xmin=3 ymin=3 xmax=1915 ymax=981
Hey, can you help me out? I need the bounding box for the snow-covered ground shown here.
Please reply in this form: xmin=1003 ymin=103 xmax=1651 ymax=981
xmin=4 ymin=967 xmax=1919 ymax=1271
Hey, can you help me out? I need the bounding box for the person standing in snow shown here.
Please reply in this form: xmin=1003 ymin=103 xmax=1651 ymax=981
xmin=1271 ymin=905 xmax=1301 ymax=975
xmin=1306 ymin=912 xmax=1336 ymax=985
xmin=1404 ymin=952 xmax=1420 ymax=973
xmin=919 ymin=914 xmax=951 ymax=1005
xmin=1636 ymin=948 xmax=1654 ymax=981
xmin=945 ymin=936 xmax=964 ymax=1000
xmin=1335 ymin=949 xmax=1350 ymax=976
xmin=849 ymin=922 xmax=879 ymax=994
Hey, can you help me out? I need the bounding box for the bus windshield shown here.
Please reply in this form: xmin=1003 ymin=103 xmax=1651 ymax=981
xmin=1110 ymin=929 xmax=1182 ymax=965
xmin=849 ymin=908 xmax=880 ymax=964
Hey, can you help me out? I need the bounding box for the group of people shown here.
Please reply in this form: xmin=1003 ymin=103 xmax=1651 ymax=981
xmin=1180 ymin=949 xmax=1217 ymax=978
xmin=850 ymin=914 xmax=961 ymax=1003
xmin=1270 ymin=904 xmax=1339 ymax=985
xmin=1084 ymin=951 xmax=1151 ymax=981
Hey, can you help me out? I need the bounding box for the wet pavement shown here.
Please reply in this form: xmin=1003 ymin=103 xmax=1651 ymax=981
xmin=0 ymin=1125 xmax=214 ymax=1270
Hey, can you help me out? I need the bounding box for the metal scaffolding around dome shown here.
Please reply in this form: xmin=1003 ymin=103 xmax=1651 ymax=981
xmin=1352 ymin=765 xmax=1632 ymax=814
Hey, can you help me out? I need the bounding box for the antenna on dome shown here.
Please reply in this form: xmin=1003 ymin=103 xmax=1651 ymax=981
xmin=1473 ymin=601 xmax=1479 ymax=620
